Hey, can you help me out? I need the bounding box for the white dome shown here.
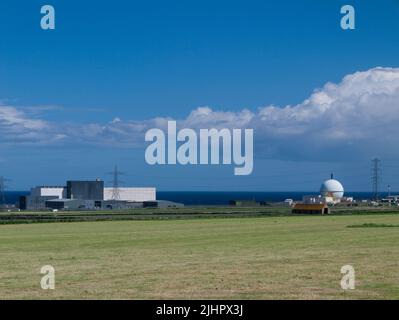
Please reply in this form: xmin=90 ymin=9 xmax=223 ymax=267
xmin=320 ymin=179 xmax=344 ymax=199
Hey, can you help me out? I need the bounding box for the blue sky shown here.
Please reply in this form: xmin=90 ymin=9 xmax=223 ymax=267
xmin=1 ymin=0 xmax=399 ymax=191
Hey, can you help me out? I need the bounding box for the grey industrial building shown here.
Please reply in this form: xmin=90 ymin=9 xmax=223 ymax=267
xmin=67 ymin=180 xmax=104 ymax=200
xmin=20 ymin=180 xmax=105 ymax=210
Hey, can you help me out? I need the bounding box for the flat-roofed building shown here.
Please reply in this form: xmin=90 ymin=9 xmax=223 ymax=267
xmin=103 ymin=187 xmax=156 ymax=202
xmin=30 ymin=186 xmax=66 ymax=199
xmin=20 ymin=180 xmax=157 ymax=210
xmin=19 ymin=195 xmax=59 ymax=210
xmin=20 ymin=186 xmax=67 ymax=210
xmin=292 ymin=203 xmax=330 ymax=215
xmin=45 ymin=199 xmax=95 ymax=210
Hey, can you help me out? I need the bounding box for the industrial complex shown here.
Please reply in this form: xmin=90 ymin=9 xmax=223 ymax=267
xmin=19 ymin=179 xmax=183 ymax=211
xmin=290 ymin=173 xmax=399 ymax=214
xmin=13 ymin=173 xmax=399 ymax=213
xmin=1 ymin=163 xmax=397 ymax=213
xmin=290 ymin=174 xmax=351 ymax=214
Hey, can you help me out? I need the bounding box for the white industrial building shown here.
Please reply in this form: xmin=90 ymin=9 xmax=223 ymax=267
xmin=103 ymin=187 xmax=156 ymax=202
xmin=30 ymin=186 xmax=66 ymax=199
xmin=30 ymin=186 xmax=155 ymax=202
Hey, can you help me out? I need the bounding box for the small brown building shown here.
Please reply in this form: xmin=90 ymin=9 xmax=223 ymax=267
xmin=292 ymin=203 xmax=330 ymax=215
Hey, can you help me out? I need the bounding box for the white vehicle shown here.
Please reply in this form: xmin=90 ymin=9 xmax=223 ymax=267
xmin=284 ymin=199 xmax=294 ymax=206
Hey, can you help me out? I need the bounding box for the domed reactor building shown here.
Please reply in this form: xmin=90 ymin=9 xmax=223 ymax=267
xmin=299 ymin=173 xmax=346 ymax=207
xmin=320 ymin=173 xmax=344 ymax=203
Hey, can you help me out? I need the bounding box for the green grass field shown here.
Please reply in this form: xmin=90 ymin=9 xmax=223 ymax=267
xmin=1 ymin=213 xmax=399 ymax=299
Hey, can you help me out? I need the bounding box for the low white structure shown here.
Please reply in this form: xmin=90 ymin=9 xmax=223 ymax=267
xmin=30 ymin=186 xmax=66 ymax=199
xmin=103 ymin=187 xmax=156 ymax=202
xmin=283 ymin=199 xmax=294 ymax=206
xmin=303 ymin=194 xmax=334 ymax=204
xmin=341 ymin=196 xmax=354 ymax=203
xmin=388 ymin=195 xmax=399 ymax=202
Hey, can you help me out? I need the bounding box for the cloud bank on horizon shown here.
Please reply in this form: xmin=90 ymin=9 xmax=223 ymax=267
xmin=1 ymin=67 xmax=399 ymax=161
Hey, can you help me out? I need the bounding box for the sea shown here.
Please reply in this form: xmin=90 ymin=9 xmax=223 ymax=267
xmin=3 ymin=191 xmax=390 ymax=206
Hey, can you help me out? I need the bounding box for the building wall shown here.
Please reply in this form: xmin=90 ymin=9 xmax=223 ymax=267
xmin=292 ymin=205 xmax=330 ymax=214
xmin=30 ymin=187 xmax=66 ymax=199
xmin=99 ymin=200 xmax=144 ymax=210
xmin=45 ymin=199 xmax=95 ymax=210
xmin=103 ymin=187 xmax=156 ymax=201
xmin=24 ymin=195 xmax=59 ymax=210
xmin=67 ymin=180 xmax=104 ymax=200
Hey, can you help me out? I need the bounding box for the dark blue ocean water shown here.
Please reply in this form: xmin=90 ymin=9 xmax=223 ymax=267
xmin=3 ymin=191 xmax=388 ymax=206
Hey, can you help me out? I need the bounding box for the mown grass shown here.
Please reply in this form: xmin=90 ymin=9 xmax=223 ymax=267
xmin=0 ymin=213 xmax=398 ymax=299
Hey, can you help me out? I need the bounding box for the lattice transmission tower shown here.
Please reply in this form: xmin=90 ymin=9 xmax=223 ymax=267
xmin=371 ymin=158 xmax=381 ymax=201
xmin=0 ymin=176 xmax=9 ymax=207
xmin=107 ymin=165 xmax=125 ymax=200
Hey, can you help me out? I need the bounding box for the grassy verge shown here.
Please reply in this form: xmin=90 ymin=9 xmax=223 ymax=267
xmin=1 ymin=206 xmax=398 ymax=225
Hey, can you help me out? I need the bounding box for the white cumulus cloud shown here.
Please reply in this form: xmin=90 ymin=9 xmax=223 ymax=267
xmin=1 ymin=67 xmax=399 ymax=160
